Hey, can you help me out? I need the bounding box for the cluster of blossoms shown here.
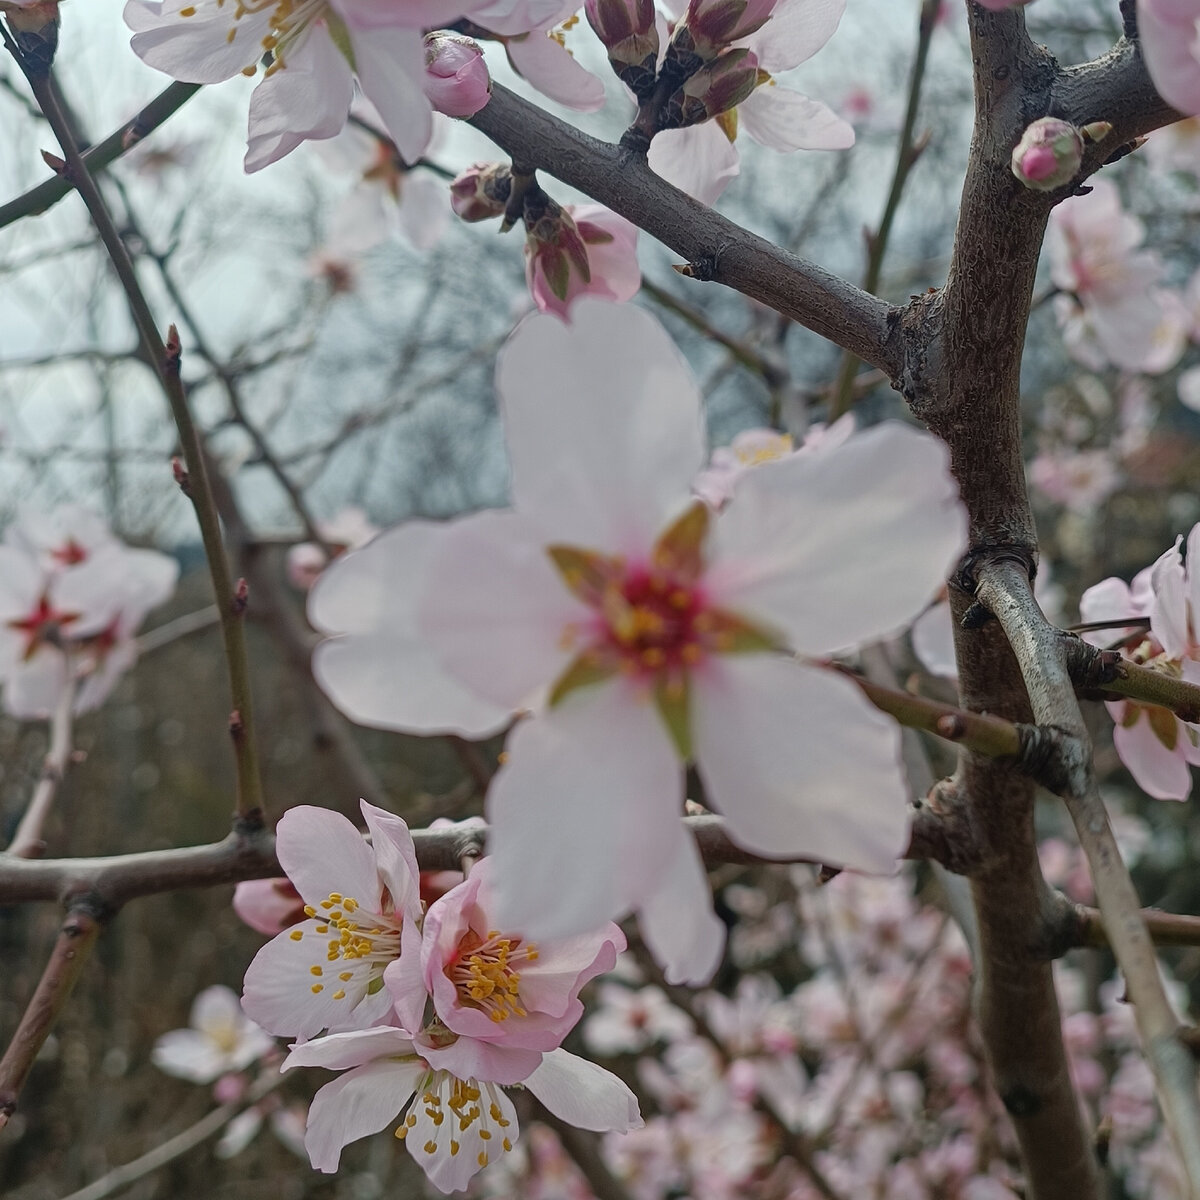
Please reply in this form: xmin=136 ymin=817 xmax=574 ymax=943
xmin=1080 ymin=522 xmax=1200 ymax=801
xmin=0 ymin=506 xmax=178 ymax=720
xmin=238 ymin=801 xmax=640 ymax=1192
xmin=308 ymin=299 xmax=966 ymax=987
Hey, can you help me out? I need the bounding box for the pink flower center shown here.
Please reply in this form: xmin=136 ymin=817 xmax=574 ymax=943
xmin=7 ymin=593 xmax=81 ymax=660
xmin=446 ymin=929 xmax=539 ymax=1023
xmin=595 ymin=566 xmax=709 ymax=675
xmin=51 ymin=538 xmax=88 ymax=566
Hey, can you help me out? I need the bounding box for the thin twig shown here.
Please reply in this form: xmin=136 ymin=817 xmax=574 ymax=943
xmin=0 ymin=907 xmax=101 ymax=1128
xmin=137 ymin=606 xmax=221 ymax=656
xmin=11 ymin=50 xmax=266 ymax=824
xmin=5 ymin=672 xmax=76 ymax=857
xmin=828 ymin=0 xmax=938 ymax=418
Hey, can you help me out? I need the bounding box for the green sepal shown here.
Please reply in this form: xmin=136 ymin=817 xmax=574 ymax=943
xmin=548 ymin=653 xmax=619 ymax=708
xmin=654 ymin=675 xmax=692 ymax=761
xmin=367 ymin=974 xmax=386 ymax=996
xmin=1147 ymin=704 xmax=1178 ymax=751
xmin=652 ymin=501 xmax=709 ymax=581
xmin=546 ymin=544 xmax=621 ymax=604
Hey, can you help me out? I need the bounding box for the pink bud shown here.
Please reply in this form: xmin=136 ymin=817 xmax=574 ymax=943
xmin=662 ymin=47 xmax=761 ymax=130
xmin=423 ymin=32 xmax=491 ymax=120
xmin=232 ymin=878 xmax=305 ymax=936
xmin=449 ymin=162 xmax=512 ymax=222
xmin=1011 ymin=117 xmax=1083 ymax=190
xmin=585 ymin=0 xmax=659 ymax=98
xmin=684 ymin=0 xmax=777 ymax=56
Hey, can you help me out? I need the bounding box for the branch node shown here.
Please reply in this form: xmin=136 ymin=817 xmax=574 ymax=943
xmin=1016 ymin=723 xmax=1090 ymax=797
xmin=171 ymin=455 xmax=191 ymax=495
xmin=232 ymin=577 xmax=249 ymax=616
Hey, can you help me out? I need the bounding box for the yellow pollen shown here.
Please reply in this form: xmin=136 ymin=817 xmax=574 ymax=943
xmin=289 ymin=930 xmax=303 ymax=941
xmin=339 ymin=971 xmax=353 ymax=981
xmin=450 ymin=1140 xmax=460 ymax=1156
xmin=425 ymin=1140 xmax=438 ymax=1155
xmin=669 ymin=589 xmax=691 ymax=609
xmin=179 ymin=4 xmax=195 ymax=12
xmin=641 ymin=647 xmax=666 ymax=668
xmin=241 ymin=65 xmax=256 ymax=76
xmin=303 ymin=905 xmax=316 ymax=917
xmin=315 ymin=924 xmax=328 ymax=933
xmin=311 ymin=983 xmax=323 ymax=993
xmin=479 ymin=1129 xmax=492 ymax=1141
xmin=226 ymin=26 xmax=236 ymax=41
xmin=478 ymin=1152 xmax=489 ymax=1167
xmin=497 ymin=751 xmax=509 ymax=765
xmin=503 ymin=1137 xmax=512 ymax=1152
xmin=447 ymin=931 xmax=539 ymax=1023
xmin=681 ymin=643 xmax=702 ymax=665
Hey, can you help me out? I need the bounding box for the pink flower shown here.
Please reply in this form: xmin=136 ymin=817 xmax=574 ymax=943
xmin=424 ymin=32 xmax=491 ymax=118
xmin=1080 ymin=533 xmax=1200 ymax=800
xmin=525 ymin=203 xmax=641 ymax=318
xmin=233 ymin=878 xmax=306 ymax=936
xmin=1138 ymin=0 xmax=1200 ymax=116
xmin=286 ymin=506 xmax=379 ymax=590
xmin=152 ymin=986 xmax=275 ymax=1083
xmin=1046 ymin=180 xmax=1188 ymax=373
xmin=649 ymin=0 xmax=854 ymax=203
xmin=1028 ymin=447 xmax=1122 ymax=512
xmin=310 ymin=300 xmax=967 ymax=984
xmin=241 ymin=801 xmax=423 ymax=1038
xmin=1011 ymin=117 xmax=1083 ymax=190
xmin=282 ymin=1025 xmax=640 ymax=1189
xmin=398 ymin=856 xmax=623 ymax=1084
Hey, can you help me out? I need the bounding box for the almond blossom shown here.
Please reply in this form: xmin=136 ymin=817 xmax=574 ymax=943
xmin=648 ymin=0 xmax=854 ymax=204
xmin=309 ymin=299 xmax=967 ymax=984
xmin=152 ymin=985 xmax=276 ymax=1084
xmin=1138 ymin=0 xmax=1200 ymax=116
xmin=1080 ymin=532 xmax=1200 ymax=800
xmin=241 ymin=801 xmax=423 ymax=1038
xmin=286 ymin=506 xmax=380 ymax=590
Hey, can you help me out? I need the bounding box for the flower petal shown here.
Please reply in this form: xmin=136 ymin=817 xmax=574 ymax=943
xmin=360 ymin=801 xmax=421 ymax=921
xmin=524 ymin=1048 xmax=643 ymax=1132
xmin=310 ymin=521 xmax=512 ymax=737
xmin=350 ymin=25 xmax=433 ymax=164
xmin=499 ymin=299 xmax=707 ymax=553
xmin=1150 ymin=537 xmax=1189 ymax=659
xmin=1138 ymin=0 xmax=1200 ymax=116
xmin=637 ymin=820 xmax=726 ymax=984
xmin=504 ymin=31 xmax=607 ymax=112
xmin=283 ymin=1025 xmax=419 ymax=1071
xmin=275 ymin=805 xmax=379 ymax=910
xmin=303 ymin=1059 xmax=425 ymax=1172
xmin=739 ymin=85 xmax=854 ymax=152
xmin=486 ymin=679 xmax=684 ymax=939
xmin=1114 ymin=710 xmax=1193 ymax=801
xmin=151 ymin=1029 xmax=228 ymax=1082
xmin=647 ymin=123 xmax=741 ymax=205
xmin=692 ymin=655 xmax=908 ymax=872
xmin=706 ymin=422 xmax=966 ymax=655
xmin=741 ymin=0 xmax=845 ymax=72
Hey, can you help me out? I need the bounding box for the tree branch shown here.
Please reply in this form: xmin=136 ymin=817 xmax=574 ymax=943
xmin=468 ymin=84 xmax=902 ymax=375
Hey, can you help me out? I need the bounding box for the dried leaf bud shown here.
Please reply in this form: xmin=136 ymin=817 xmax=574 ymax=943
xmin=660 ymin=48 xmax=760 ymax=132
xmin=585 ymin=0 xmax=659 ymax=101
xmin=1011 ymin=117 xmax=1084 ymax=190
xmin=424 ymin=32 xmax=491 ymax=119
xmin=449 ymin=162 xmax=512 ymax=222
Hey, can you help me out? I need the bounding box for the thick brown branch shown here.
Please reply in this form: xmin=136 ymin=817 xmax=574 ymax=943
xmin=0 ymin=908 xmax=100 ymax=1128
xmin=468 ymin=84 xmax=902 ymax=375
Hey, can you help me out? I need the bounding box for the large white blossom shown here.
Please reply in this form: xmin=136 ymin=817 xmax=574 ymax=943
xmin=309 ymin=300 xmax=966 ymax=985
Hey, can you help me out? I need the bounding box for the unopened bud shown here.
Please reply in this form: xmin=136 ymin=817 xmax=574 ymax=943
xmin=525 ymin=205 xmax=591 ymax=305
xmin=423 ymin=32 xmax=491 ymax=119
xmin=2 ymin=0 xmax=59 ymax=75
xmin=1011 ymin=117 xmax=1083 ymax=190
xmin=1080 ymin=120 xmax=1112 ymax=143
xmin=449 ymin=162 xmax=512 ymax=222
xmin=661 ymin=48 xmax=761 ymax=131
xmin=683 ymin=0 xmax=778 ymax=58
xmin=585 ymin=0 xmax=659 ymax=100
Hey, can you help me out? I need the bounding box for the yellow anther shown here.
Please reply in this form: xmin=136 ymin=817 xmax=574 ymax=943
xmin=332 ymin=989 xmax=345 ymax=1000
xmin=303 ymin=905 xmax=317 ymax=917
xmin=311 ymin=983 xmax=323 ymax=994
xmin=179 ymin=4 xmax=196 ymax=12
xmin=407 ymin=1113 xmax=417 ymax=1127
xmin=310 ymin=965 xmax=323 ymax=976
xmin=450 ymin=1140 xmax=460 ymax=1156
xmin=641 ymin=647 xmax=666 ymax=668
xmin=289 ymin=930 xmax=303 ymax=941
xmin=489 ymin=1103 xmax=503 ymax=1121
xmin=339 ymin=971 xmax=353 ymax=981
xmin=681 ymin=643 xmax=702 ymax=665
xmin=424 ymin=1140 xmax=438 ymax=1155
xmin=431 ymin=1111 xmax=445 ymax=1127
xmin=478 ymin=1152 xmax=488 ymax=1168
xmin=503 ymin=1137 xmax=512 ymax=1152
xmin=226 ymin=26 xmax=236 ymax=41
xmin=479 ymin=1129 xmax=492 ymax=1141
xmin=395 ymin=1126 xmax=407 ymax=1140
xmin=315 ymin=924 xmax=328 ymax=933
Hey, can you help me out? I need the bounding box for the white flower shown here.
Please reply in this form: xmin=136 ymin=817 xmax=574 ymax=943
xmin=152 ymin=985 xmax=275 ymax=1083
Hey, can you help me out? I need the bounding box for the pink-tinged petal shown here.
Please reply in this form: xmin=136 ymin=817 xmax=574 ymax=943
xmin=244 ymin=27 xmax=354 ymax=172
xmin=911 ymin=602 xmax=958 ymax=678
xmin=706 ymin=422 xmax=966 ymax=656
xmin=739 ymin=84 xmax=854 ymax=151
xmin=276 ymin=805 xmax=380 ymax=910
xmin=1138 ymin=0 xmax=1200 ymax=115
xmin=350 ymin=25 xmax=433 ymax=164
xmin=1114 ymin=711 xmax=1193 ymax=800
xmin=420 ymin=1036 xmax=543 ymax=1084
xmin=303 ymin=1059 xmax=425 ymax=1172
xmin=1187 ymin=522 xmax=1200 ymax=642
xmin=498 ymin=300 xmax=707 ymax=553
xmin=637 ymin=821 xmax=726 ymax=984
xmin=487 ymin=680 xmax=684 ymax=939
xmin=470 ymin=0 xmax=577 ymax=35
xmin=741 ymin=0 xmax=844 ymax=71
xmin=125 ymin=0 xmax=270 ymax=82
xmin=233 ymin=878 xmax=304 ymax=936
xmin=397 ymin=172 xmax=451 ymax=251
xmin=1150 ymin=537 xmax=1189 ymax=659
xmin=382 ymin=925 xmax=429 ymax=1034
xmin=1079 ymin=576 xmax=1146 ymax=645
xmin=0 ymin=545 xmax=43 ymax=624
xmin=419 ymin=509 xmax=588 ymax=709
xmin=505 ymin=31 xmax=607 ymax=111
xmin=692 ymin=655 xmax=908 ymax=872
xmin=571 ymin=204 xmax=642 ymax=303
xmin=241 ymin=920 xmax=387 ymax=1038
xmin=647 ymin=123 xmax=741 ymax=205
xmin=359 ymin=801 xmax=421 ymax=921
xmin=151 ymin=1030 xmax=228 ymax=1082
xmin=334 ymin=0 xmax=482 ymax=27
xmin=524 ymin=1049 xmax=643 ymax=1131
xmin=310 ymin=522 xmax=512 ymax=737
xmin=283 ymin=1025 xmax=418 ymax=1072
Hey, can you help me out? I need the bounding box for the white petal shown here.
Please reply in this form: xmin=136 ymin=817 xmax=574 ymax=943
xmin=360 ymin=801 xmax=421 ymax=920
xmin=741 ymin=0 xmax=844 ymax=71
xmin=190 ymin=984 xmax=245 ymax=1037
xmin=505 ymin=32 xmax=607 ymax=112
xmin=310 ymin=521 xmax=512 ymax=737
xmin=419 ymin=509 xmax=588 ymax=710
xmin=499 ymin=299 xmax=707 ymax=553
xmin=1188 ymin=523 xmax=1200 ymax=644
xmin=126 ymin=0 xmax=269 ymax=82
xmin=647 ymin=124 xmax=741 ymax=206
xmin=275 ymin=805 xmax=379 ymax=909
xmin=396 ymin=172 xmax=451 ymax=251
xmin=739 ymin=85 xmax=854 ymax=152
xmin=911 ymin=602 xmax=958 ymax=678
xmin=1113 ymin=714 xmax=1193 ymax=801
xmin=637 ymin=823 xmax=726 ymax=985
xmin=706 ymin=422 xmax=966 ymax=655
xmin=151 ymin=1030 xmax=227 ymax=1082
xmin=407 ymin=1077 xmax=518 ymax=1192
xmin=350 ymin=25 xmax=433 ymax=164
xmin=524 ymin=1049 xmax=643 ymax=1131
xmin=304 ymin=1059 xmax=424 ymax=1172
xmin=1151 ymin=537 xmax=1189 ymax=660
xmin=283 ymin=1025 xmax=418 ymax=1071
xmin=692 ymin=655 xmax=908 ymax=872
xmin=487 ymin=680 xmax=684 ymax=939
